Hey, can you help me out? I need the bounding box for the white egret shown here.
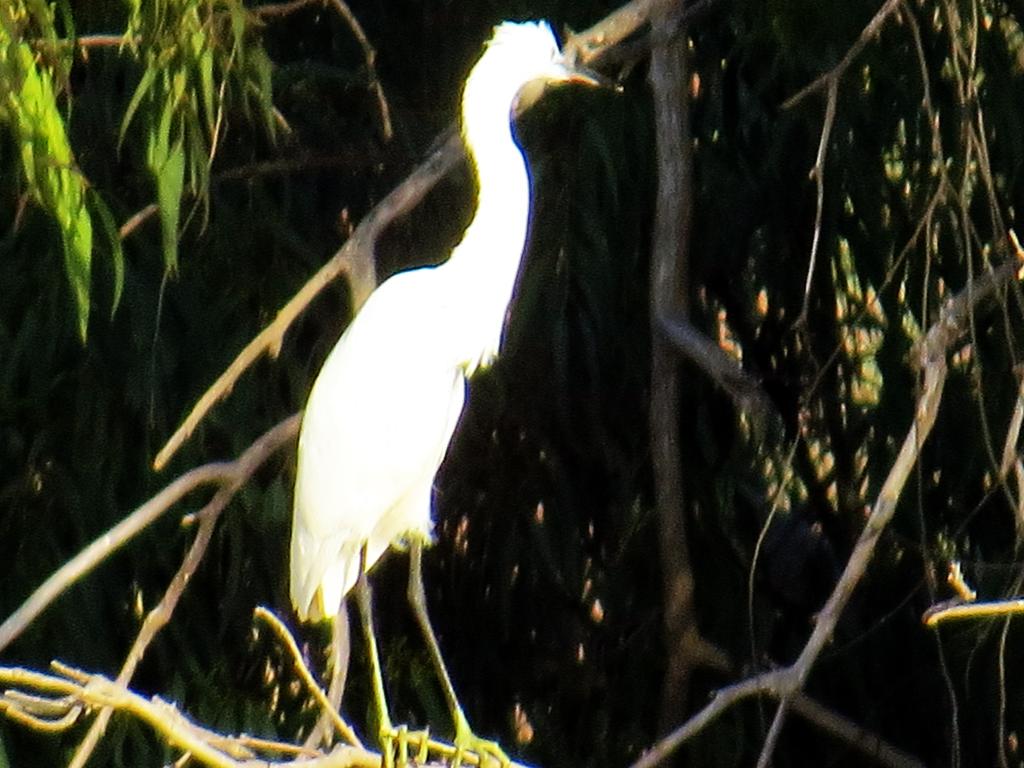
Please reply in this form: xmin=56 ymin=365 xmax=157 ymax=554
xmin=290 ymin=20 xmax=600 ymax=765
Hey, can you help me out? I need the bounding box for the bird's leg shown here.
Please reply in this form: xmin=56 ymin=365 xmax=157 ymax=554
xmin=355 ymin=544 xmax=398 ymax=768
xmin=304 ymin=602 xmax=351 ymax=749
xmin=407 ymin=538 xmax=510 ymax=768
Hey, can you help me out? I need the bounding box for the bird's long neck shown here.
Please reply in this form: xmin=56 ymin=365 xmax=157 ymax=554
xmin=466 ymin=132 xmax=530 ymax=250
xmin=446 ymin=91 xmax=532 ymax=374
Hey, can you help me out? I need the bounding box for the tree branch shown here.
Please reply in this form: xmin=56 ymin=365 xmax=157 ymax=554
xmin=656 ymin=312 xmax=779 ymax=425
xmin=322 ymin=0 xmax=393 ymax=141
xmin=647 ymin=0 xmax=730 ymax=732
xmin=630 ymin=669 xmax=924 ymax=768
xmin=255 ymin=606 xmax=362 ymax=749
xmin=151 ymin=129 xmax=459 ymax=472
xmin=0 ymin=662 xmax=381 ymax=768
xmin=782 ymin=0 xmax=903 ymax=110
xmin=0 ymin=654 xmax=536 ymax=768
xmin=796 ymin=77 xmax=837 ymax=327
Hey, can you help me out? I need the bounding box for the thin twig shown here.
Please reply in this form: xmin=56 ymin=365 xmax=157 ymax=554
xmin=788 ymin=693 xmax=926 ymax=768
xmin=999 ymin=366 xmax=1024 ymax=480
xmin=630 ymin=672 xmax=924 ymax=768
xmin=324 ymin=0 xmax=393 ymax=141
xmin=657 ymin=311 xmax=778 ymax=424
xmin=782 ymin=0 xmax=903 ymax=110
xmin=254 ymin=606 xmax=363 ymax=749
xmin=27 ymin=34 xmax=137 ymax=54
xmin=250 ymin=0 xmax=393 ymax=141
xmin=252 ymin=606 xmax=526 ymax=767
xmin=924 ymin=598 xmax=1024 ymax=627
xmin=796 ymin=77 xmax=837 ymax=328
xmin=252 ymin=0 xmax=319 ymax=18
xmin=1004 ymin=364 xmax=1024 ymax=535
xmin=0 ymin=416 xmax=299 ymax=655
xmin=76 ymin=34 xmax=133 ymax=48
xmin=213 ymin=151 xmax=379 ymax=181
xmin=118 ymin=202 xmax=160 ymax=239
xmin=630 ymin=670 xmax=790 ymax=768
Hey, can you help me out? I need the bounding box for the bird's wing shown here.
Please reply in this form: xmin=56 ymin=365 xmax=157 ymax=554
xmin=289 ymin=269 xmax=467 ymax=620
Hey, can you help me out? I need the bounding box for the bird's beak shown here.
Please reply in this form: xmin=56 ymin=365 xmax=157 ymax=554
xmin=555 ymin=58 xmax=621 ymax=92
xmin=515 ymin=60 xmax=620 ymax=115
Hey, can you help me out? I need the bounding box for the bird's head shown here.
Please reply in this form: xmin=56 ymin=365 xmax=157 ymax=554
xmin=462 ymin=21 xmax=607 ymax=133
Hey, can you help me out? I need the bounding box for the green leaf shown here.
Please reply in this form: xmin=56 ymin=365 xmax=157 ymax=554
xmin=198 ymin=46 xmax=215 ymax=136
xmin=118 ymin=66 xmax=156 ymax=151
xmin=88 ymin=189 xmax=125 ymax=316
xmin=63 ymin=197 xmax=93 ymax=340
xmin=146 ymin=92 xmax=170 ymax=171
xmin=155 ymin=138 xmax=185 ymax=273
xmin=1 ymin=22 xmax=92 ymax=340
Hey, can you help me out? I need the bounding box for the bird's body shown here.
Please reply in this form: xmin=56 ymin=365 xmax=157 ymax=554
xmin=290 ymin=21 xmax=568 ymax=622
xmin=288 ymin=20 xmax=600 ymax=760
xmin=290 ymin=268 xmax=467 ymax=620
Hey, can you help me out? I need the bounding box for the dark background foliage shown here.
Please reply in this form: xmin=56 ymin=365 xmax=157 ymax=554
xmin=3 ymin=1 xmax=1024 ymax=766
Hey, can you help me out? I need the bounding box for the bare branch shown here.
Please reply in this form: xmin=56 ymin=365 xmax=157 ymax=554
xmin=754 ymin=248 xmax=1024 ymax=767
xmin=788 ymin=694 xmax=927 ymax=768
xmin=254 ymin=606 xmax=362 ymax=749
xmin=565 ymin=0 xmax=678 ymax=64
xmin=74 ymin=34 xmax=133 ymax=48
xmin=213 ymin=151 xmax=379 ymax=182
xmin=630 ymin=670 xmax=790 ymax=768
xmin=2 ymin=657 xmax=540 ymax=768
xmin=118 ymin=202 xmax=159 ymax=240
xmin=796 ymin=77 xmax=837 ymax=328
xmin=0 ymin=416 xmax=298 ymax=654
xmin=782 ymin=0 xmax=903 ymax=110
xmin=656 ymin=312 xmax=779 ymax=424
xmin=252 ymin=0 xmax=320 ymax=18
xmin=323 ymin=0 xmax=393 ymax=141
xmin=647 ymin=0 xmax=729 ymax=731
xmin=999 ymin=366 xmax=1024 ymax=480
xmin=630 ymin=670 xmax=925 ymax=768
xmin=564 ymin=0 xmax=727 ymax=72
xmin=0 ymin=663 xmax=383 ymax=768
xmin=925 ymin=598 xmax=1024 ymax=627
xmin=648 ymin=2 xmax=695 ymax=729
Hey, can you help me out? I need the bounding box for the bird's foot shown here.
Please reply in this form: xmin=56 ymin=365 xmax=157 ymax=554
xmin=381 ymin=723 xmax=432 ymax=767
xmin=451 ymin=711 xmax=510 ymax=768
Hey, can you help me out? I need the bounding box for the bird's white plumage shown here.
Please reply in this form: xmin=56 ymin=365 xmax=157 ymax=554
xmin=291 ymin=270 xmax=467 ymax=619
xmin=290 ymin=20 xmax=578 ymax=622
